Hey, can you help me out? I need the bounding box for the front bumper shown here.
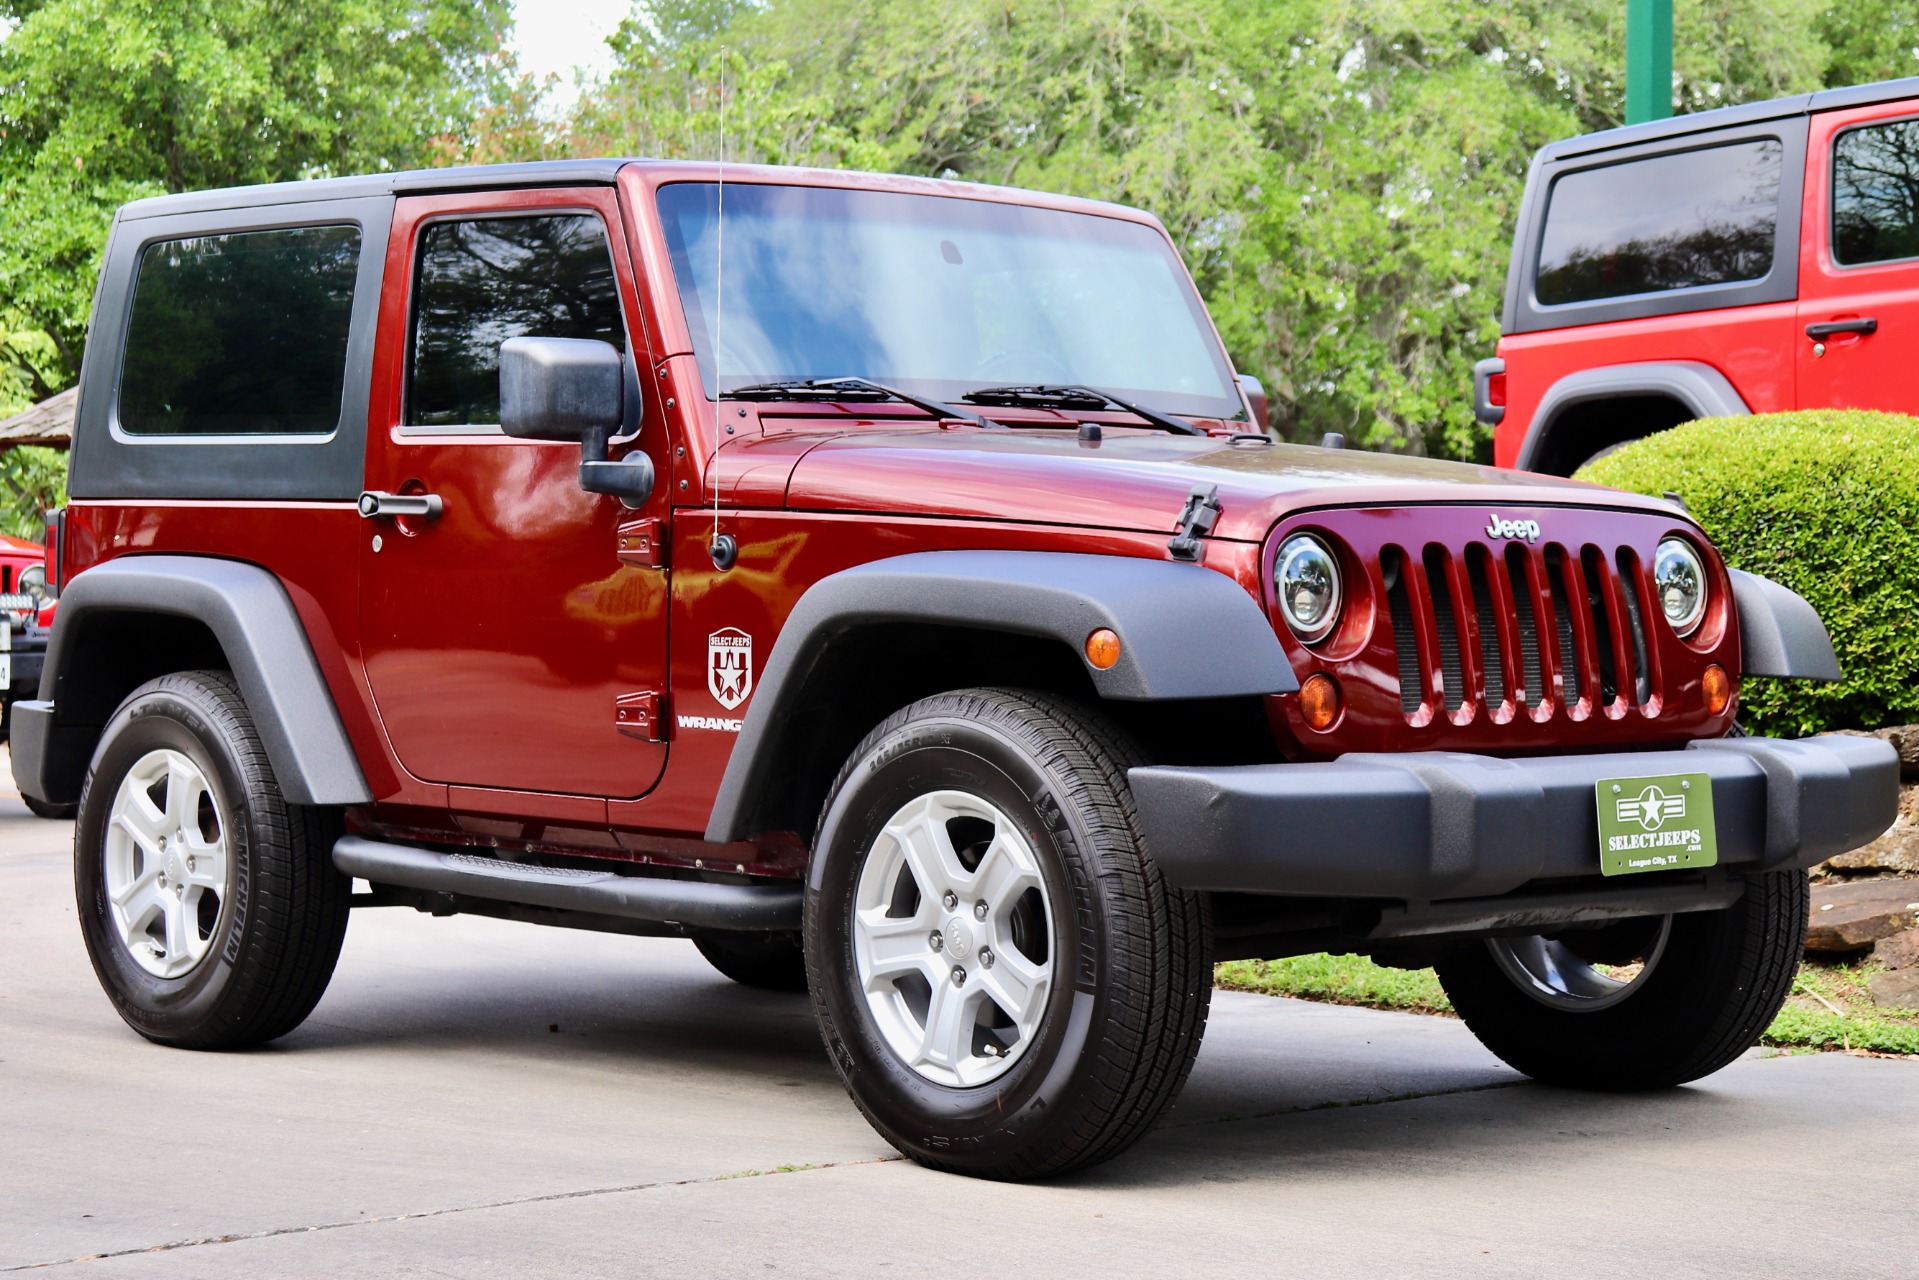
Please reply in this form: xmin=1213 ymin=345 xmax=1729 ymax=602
xmin=1129 ymin=734 xmax=1898 ymax=902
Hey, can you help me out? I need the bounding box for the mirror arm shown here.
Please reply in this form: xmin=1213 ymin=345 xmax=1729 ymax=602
xmin=577 ymin=425 xmax=656 ymax=509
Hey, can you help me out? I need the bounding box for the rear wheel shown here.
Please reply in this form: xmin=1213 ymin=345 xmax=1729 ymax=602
xmin=693 ymin=933 xmax=808 ymax=991
xmin=805 ymin=688 xmax=1211 ymax=1180
xmin=1435 ymin=870 xmax=1807 ymax=1089
xmin=74 ymin=671 xmax=350 ymax=1049
xmin=25 ymin=794 xmax=77 ymax=820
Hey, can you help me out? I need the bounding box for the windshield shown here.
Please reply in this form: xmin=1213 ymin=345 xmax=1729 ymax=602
xmin=656 ymin=182 xmax=1242 ymax=419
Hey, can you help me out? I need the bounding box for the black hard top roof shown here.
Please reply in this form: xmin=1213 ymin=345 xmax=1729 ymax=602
xmin=118 ymin=159 xmax=639 ymax=220
xmin=1543 ymin=74 xmax=1919 ymax=161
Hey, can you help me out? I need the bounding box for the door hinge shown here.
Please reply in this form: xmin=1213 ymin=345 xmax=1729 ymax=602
xmin=616 ymin=691 xmax=665 ymax=741
xmin=617 ymin=517 xmax=665 ymax=568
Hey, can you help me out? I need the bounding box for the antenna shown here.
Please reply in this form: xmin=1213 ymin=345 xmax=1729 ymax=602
xmin=708 ymin=44 xmax=737 ymax=572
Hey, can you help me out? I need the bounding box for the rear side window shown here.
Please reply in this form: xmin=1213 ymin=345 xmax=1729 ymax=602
xmin=118 ymin=225 xmax=361 ymax=435
xmin=1832 ymin=118 xmax=1919 ymax=265
xmin=1535 ymin=139 xmax=1783 ymax=305
xmin=407 ymin=214 xmax=625 ymax=427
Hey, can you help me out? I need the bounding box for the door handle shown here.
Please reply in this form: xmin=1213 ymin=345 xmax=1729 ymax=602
xmin=357 ymin=490 xmax=443 ymax=520
xmin=1805 ymin=317 xmax=1877 ymax=339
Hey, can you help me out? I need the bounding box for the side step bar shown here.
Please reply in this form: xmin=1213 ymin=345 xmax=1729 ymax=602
xmin=332 ymin=836 xmax=802 ymax=933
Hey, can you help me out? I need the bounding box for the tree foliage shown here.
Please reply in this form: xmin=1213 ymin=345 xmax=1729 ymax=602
xmin=7 ymin=1 xmax=1919 ymax=455
xmin=440 ymin=0 xmax=1914 ymax=457
xmin=0 ymin=0 xmax=513 ymax=411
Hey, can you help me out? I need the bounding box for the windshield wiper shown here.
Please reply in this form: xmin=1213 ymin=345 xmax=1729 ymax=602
xmin=723 ymin=377 xmax=993 ymax=427
xmin=960 ymin=384 xmax=1203 ymax=436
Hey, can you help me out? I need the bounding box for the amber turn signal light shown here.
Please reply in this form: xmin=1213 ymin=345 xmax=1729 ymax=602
xmin=1702 ymin=663 xmax=1731 ymax=716
xmin=1300 ymin=673 xmax=1342 ymax=730
xmin=1084 ymin=628 xmax=1123 ymax=670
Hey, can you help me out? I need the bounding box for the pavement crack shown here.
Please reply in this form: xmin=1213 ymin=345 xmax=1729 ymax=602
xmin=5 ymin=1156 xmax=906 ymax=1271
xmin=1164 ymin=1078 xmax=1528 ymax=1130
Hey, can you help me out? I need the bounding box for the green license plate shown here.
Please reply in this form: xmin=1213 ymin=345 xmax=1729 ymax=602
xmin=1595 ymin=772 xmax=1718 ymax=876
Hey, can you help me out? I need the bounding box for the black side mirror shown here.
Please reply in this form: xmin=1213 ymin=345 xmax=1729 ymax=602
xmin=1235 ymin=372 xmax=1269 ymax=432
xmin=500 ymin=336 xmax=655 ymax=507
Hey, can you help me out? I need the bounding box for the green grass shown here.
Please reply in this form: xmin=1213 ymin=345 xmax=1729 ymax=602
xmin=1215 ymin=952 xmax=1919 ymax=1055
xmin=1215 ymin=954 xmax=1452 ymax=1015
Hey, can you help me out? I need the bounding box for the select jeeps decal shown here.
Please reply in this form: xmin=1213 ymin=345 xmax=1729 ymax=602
xmin=707 ymin=627 xmax=754 ymax=711
xmin=1484 ymin=513 xmax=1541 ymax=543
xmin=1596 ymin=773 xmax=1719 ymax=876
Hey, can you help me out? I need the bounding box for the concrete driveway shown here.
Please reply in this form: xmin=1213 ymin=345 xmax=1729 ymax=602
xmin=4 ymin=790 xmax=1914 ymax=1277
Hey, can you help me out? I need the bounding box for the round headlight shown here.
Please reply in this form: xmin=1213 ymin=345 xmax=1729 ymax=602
xmin=1276 ymin=534 xmax=1342 ymax=644
xmin=1653 ymin=538 xmax=1708 ymax=637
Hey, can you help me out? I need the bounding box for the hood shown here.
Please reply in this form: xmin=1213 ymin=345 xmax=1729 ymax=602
xmin=778 ymin=427 xmax=1681 ymax=542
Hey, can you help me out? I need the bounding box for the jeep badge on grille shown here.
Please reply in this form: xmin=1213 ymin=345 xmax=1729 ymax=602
xmin=1485 ymin=513 xmax=1541 ymax=542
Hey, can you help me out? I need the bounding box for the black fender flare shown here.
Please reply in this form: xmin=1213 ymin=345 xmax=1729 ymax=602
xmin=12 ymin=555 xmax=372 ymax=807
xmin=1729 ymin=569 xmax=1841 ymax=681
xmin=703 ymin=550 xmax=1297 ymax=843
xmin=1514 ymin=361 xmax=1749 ymax=472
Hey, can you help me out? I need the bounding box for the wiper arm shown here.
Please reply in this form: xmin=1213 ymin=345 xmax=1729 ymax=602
xmin=723 ymin=377 xmax=993 ymax=427
xmin=960 ymin=384 xmax=1203 ymax=436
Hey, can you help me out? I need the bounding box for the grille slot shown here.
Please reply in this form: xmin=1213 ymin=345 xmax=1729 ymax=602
xmin=1467 ymin=547 xmax=1507 ymax=708
xmin=1423 ymin=546 xmax=1467 ymax=712
xmin=1505 ymin=543 xmax=1544 ymax=706
xmin=1545 ymin=548 xmax=1584 ymax=705
xmin=1616 ymin=548 xmax=1653 ymax=705
xmin=1383 ymin=548 xmax=1423 ymax=715
xmin=1580 ymin=545 xmax=1622 ymax=706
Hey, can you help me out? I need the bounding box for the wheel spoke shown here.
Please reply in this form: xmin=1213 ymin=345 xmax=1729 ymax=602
xmin=160 ymin=891 xmax=196 ymax=965
xmin=970 ymin=833 xmax=1038 ymax=913
xmin=981 ymin=946 xmax=1047 ymax=1029
xmin=108 ymin=857 xmax=161 ymax=908
xmin=889 ymin=808 xmax=959 ymax=903
xmin=916 ymin=977 xmax=975 ymax=1071
xmin=164 ymin=752 xmax=201 ymax=834
xmin=857 ymin=908 xmax=936 ymax=984
xmin=181 ymin=842 xmax=227 ymax=891
xmin=118 ymin=878 xmax=167 ymax=933
xmin=120 ymin=786 xmax=170 ymax=845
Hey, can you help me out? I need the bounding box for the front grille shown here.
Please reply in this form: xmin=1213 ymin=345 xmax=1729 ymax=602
xmin=1386 ymin=539 xmax=1657 ymax=722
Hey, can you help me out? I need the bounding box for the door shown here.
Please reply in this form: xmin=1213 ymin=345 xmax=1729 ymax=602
xmin=359 ymin=188 xmax=671 ymax=799
xmin=1797 ymin=101 xmax=1919 ymax=411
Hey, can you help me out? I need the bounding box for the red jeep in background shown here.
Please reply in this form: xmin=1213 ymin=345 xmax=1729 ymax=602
xmin=1482 ymin=74 xmax=1919 ymax=474
xmin=16 ymin=159 xmax=1895 ymax=1180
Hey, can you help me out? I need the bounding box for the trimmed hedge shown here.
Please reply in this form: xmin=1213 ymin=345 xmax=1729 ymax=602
xmin=1577 ymin=410 xmax=1919 ymax=737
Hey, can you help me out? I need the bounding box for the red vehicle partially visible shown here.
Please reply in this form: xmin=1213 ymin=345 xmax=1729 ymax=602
xmin=1482 ymin=75 xmax=1919 ymax=474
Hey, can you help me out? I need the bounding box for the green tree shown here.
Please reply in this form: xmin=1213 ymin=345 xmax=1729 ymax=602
xmin=533 ymin=0 xmax=1902 ymax=456
xmin=0 ymin=0 xmax=513 ymax=407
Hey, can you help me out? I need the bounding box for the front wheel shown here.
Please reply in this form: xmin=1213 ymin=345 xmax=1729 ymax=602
xmin=805 ymin=689 xmax=1211 ymax=1180
xmin=1435 ymin=869 xmax=1807 ymax=1089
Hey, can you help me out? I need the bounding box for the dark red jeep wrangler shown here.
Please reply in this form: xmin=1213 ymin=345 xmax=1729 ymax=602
xmin=1482 ymin=74 xmax=1919 ymax=474
xmin=17 ymin=160 xmax=1896 ymax=1180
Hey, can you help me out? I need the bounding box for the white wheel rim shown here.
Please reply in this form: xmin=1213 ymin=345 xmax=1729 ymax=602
xmin=852 ymin=790 xmax=1054 ymax=1088
xmin=103 ymin=749 xmax=231 ymax=980
xmin=1487 ymin=917 xmax=1672 ymax=1013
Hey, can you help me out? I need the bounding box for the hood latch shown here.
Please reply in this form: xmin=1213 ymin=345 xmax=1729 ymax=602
xmin=1168 ymin=484 xmax=1221 ymax=562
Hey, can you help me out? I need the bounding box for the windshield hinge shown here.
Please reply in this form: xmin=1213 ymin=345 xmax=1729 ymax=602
xmin=1167 ymin=484 xmax=1221 ymax=562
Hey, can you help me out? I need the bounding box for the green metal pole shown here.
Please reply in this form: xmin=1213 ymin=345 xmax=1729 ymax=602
xmin=1625 ymin=0 xmax=1673 ymax=124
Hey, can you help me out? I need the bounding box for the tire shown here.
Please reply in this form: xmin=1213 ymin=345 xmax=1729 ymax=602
xmin=1435 ymin=869 xmax=1808 ymax=1090
xmin=74 ymin=670 xmax=351 ymax=1049
xmin=25 ymin=794 xmax=77 ymax=820
xmin=805 ymin=688 xmax=1211 ymax=1180
xmin=694 ymin=932 xmax=808 ymax=991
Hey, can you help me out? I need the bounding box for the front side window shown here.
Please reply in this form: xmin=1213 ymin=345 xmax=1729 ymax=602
xmin=408 ymin=214 xmax=625 ymax=427
xmin=118 ymin=225 xmax=361 ymax=435
xmin=1832 ymin=118 xmax=1919 ymax=265
xmin=1535 ymin=139 xmax=1783 ymax=306
xmin=656 ymin=183 xmax=1242 ymax=419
